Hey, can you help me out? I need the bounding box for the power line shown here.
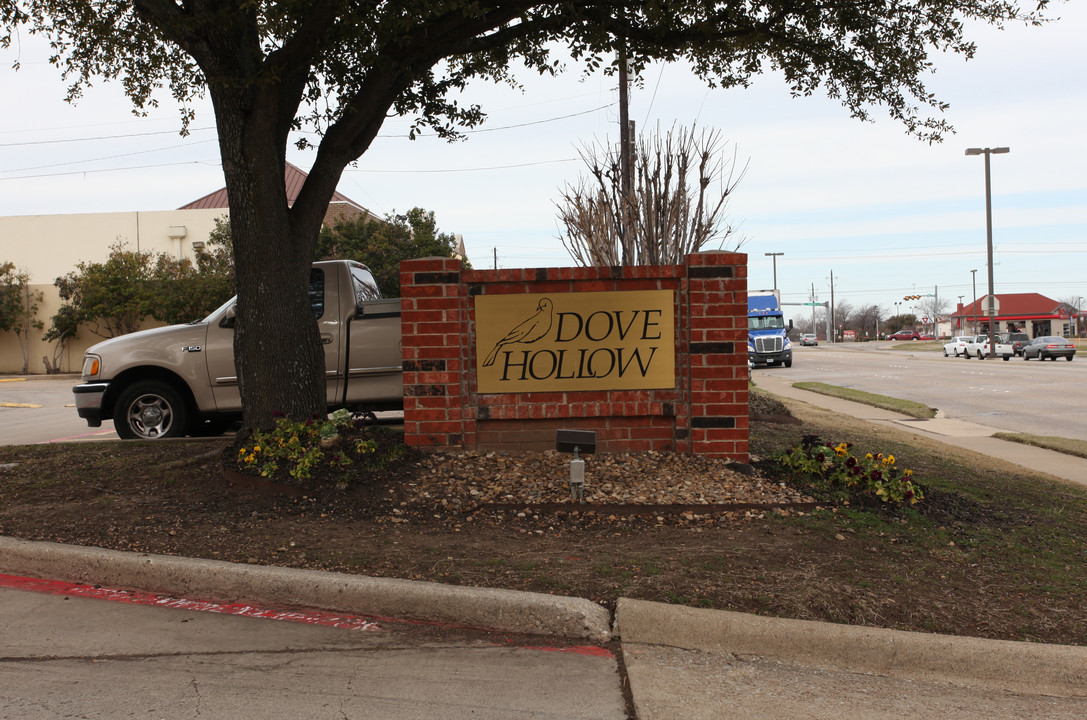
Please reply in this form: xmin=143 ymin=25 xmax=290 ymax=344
xmin=0 ymin=126 xmax=216 ymax=148
xmin=0 ymin=160 xmax=214 ymax=181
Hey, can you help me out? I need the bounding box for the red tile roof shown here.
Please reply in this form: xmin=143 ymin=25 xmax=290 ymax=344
xmin=178 ymin=162 xmax=367 ymax=213
xmin=954 ymin=293 xmax=1067 ymax=319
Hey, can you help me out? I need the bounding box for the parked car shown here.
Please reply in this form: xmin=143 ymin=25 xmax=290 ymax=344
xmin=800 ymin=333 xmax=818 ymax=346
xmin=1022 ymin=336 xmax=1076 ymax=361
xmin=888 ymin=331 xmax=920 ymax=341
xmin=1006 ymin=332 xmax=1031 ymax=356
xmin=943 ymin=336 xmax=971 ymax=357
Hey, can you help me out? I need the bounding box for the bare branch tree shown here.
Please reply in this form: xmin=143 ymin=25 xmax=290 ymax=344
xmin=557 ymin=125 xmax=746 ymax=266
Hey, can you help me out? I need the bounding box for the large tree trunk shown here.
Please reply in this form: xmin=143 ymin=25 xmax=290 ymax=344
xmin=213 ymin=94 xmax=328 ymax=432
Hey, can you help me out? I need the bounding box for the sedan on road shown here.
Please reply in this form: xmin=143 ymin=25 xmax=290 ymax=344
xmin=888 ymin=331 xmax=920 ymax=341
xmin=800 ymin=333 xmax=819 ymax=346
xmin=1022 ymin=336 xmax=1076 ymax=361
xmin=943 ymin=336 xmax=971 ymax=357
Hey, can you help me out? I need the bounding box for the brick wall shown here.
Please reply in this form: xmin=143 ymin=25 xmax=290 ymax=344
xmin=400 ymin=252 xmax=748 ymax=460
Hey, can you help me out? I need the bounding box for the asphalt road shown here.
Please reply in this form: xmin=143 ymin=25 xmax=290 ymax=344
xmin=3 ymin=344 xmax=1083 ymax=445
xmin=764 ymin=341 xmax=1085 ymax=441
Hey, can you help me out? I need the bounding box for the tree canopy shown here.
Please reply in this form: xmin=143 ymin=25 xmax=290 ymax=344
xmin=316 ymin=208 xmax=469 ymax=297
xmin=2 ymin=0 xmax=1051 ymax=432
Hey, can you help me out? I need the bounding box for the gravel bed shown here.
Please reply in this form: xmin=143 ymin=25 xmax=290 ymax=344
xmin=409 ymin=449 xmax=813 ymax=511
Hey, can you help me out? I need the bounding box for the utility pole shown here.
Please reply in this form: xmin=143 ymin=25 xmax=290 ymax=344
xmin=933 ymin=285 xmax=938 ymax=338
xmin=765 ymin=252 xmax=784 ymax=293
xmin=829 ymin=270 xmax=836 ymax=343
xmin=618 ymin=46 xmax=633 ymax=263
xmin=811 ymin=282 xmax=817 ymax=337
xmin=966 ymin=146 xmax=1010 ymax=357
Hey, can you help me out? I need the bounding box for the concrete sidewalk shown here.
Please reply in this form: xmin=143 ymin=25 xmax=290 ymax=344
xmin=3 ymin=536 xmax=1087 ymax=719
xmin=752 ymin=372 xmax=1087 ymax=487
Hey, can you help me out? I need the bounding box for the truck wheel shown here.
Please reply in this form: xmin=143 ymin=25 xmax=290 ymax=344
xmin=115 ymin=381 xmax=189 ymax=440
xmin=784 ymin=358 xmax=793 ymax=368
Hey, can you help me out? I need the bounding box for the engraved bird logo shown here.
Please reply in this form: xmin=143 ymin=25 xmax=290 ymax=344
xmin=483 ymin=298 xmax=554 ymax=367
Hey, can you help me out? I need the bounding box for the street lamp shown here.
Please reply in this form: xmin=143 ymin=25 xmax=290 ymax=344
xmin=966 ymin=146 xmax=1009 ymax=356
xmin=765 ymin=252 xmax=784 ymax=293
xmin=958 ymin=295 xmax=964 ymax=332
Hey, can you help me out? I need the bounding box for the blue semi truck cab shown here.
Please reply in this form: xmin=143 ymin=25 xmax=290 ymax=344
xmin=748 ymin=290 xmax=793 ymax=368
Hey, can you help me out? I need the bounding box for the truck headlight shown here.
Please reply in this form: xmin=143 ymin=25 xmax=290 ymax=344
xmin=784 ymin=339 xmax=792 ymax=350
xmin=82 ymin=355 xmax=101 ymax=379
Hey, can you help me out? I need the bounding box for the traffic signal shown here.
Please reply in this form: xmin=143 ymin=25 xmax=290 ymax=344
xmin=903 ymin=295 xmax=922 ymax=300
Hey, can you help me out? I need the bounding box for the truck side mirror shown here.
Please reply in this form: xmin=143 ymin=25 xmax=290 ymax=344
xmin=219 ymin=304 xmax=237 ymax=329
xmin=788 ymin=319 xmax=794 ymax=330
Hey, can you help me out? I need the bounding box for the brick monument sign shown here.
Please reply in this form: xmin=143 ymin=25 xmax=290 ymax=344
xmin=399 ymin=251 xmax=748 ymax=461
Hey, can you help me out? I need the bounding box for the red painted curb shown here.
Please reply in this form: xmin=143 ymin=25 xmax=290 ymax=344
xmin=0 ymin=572 xmax=381 ymax=631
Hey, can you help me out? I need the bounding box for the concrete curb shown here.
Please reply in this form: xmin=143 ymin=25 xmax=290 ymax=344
xmin=615 ymin=598 xmax=1087 ymax=697
xmin=0 ymin=536 xmax=612 ymax=642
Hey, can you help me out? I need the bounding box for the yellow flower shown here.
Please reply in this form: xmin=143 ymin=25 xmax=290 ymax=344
xmin=253 ymin=445 xmax=261 ymax=452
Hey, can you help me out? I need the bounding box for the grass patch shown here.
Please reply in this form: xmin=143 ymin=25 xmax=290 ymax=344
xmin=888 ymin=340 xmax=943 ymax=351
xmin=992 ymin=432 xmax=1087 ymax=460
xmin=792 ymin=381 xmax=937 ymax=419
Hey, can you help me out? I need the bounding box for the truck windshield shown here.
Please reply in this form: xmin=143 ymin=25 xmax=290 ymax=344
xmin=749 ymin=316 xmax=785 ymax=330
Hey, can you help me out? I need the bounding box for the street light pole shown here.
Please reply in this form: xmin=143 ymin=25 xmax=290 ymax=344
xmin=765 ymin=252 xmax=784 ymax=293
xmin=966 ymin=147 xmax=1009 ymax=357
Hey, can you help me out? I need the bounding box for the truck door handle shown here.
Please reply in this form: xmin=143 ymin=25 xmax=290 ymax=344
xmin=320 ymin=334 xmax=334 ymax=345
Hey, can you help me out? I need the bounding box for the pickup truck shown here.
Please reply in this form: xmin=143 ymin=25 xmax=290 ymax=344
xmin=962 ymin=335 xmax=1014 ymax=361
xmin=73 ymin=260 xmax=403 ymax=439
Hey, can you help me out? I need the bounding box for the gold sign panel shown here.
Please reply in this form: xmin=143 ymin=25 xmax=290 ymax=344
xmin=475 ymin=290 xmax=675 ymax=393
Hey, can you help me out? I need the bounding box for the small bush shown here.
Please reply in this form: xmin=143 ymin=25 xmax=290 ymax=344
xmin=778 ymin=435 xmax=924 ymax=506
xmin=235 ymin=409 xmax=382 ymax=488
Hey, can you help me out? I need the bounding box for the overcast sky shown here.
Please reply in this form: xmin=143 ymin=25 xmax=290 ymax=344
xmin=2 ymin=4 xmax=1084 ymax=325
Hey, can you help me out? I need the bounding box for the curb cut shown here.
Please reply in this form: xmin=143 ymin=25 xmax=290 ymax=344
xmin=0 ymin=536 xmax=612 ymax=642
xmin=615 ymin=598 xmax=1087 ymax=697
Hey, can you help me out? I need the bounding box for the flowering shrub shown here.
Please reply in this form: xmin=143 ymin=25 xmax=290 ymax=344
xmin=236 ymin=408 xmax=380 ymax=486
xmin=778 ymin=435 xmax=924 ymax=505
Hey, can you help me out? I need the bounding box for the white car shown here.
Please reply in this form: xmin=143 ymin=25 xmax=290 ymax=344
xmin=943 ymin=336 xmax=971 ymax=357
xmin=800 ymin=333 xmax=818 ymax=346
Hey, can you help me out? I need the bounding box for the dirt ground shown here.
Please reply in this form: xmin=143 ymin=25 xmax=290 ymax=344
xmin=2 ymin=395 xmax=1085 ymax=647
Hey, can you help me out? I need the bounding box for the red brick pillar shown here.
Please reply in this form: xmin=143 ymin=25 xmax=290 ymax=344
xmin=685 ymin=252 xmax=749 ymax=460
xmin=400 ymin=257 xmax=471 ymax=448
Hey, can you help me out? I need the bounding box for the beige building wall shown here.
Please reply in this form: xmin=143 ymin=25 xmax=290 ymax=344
xmin=1 ymin=208 xmax=227 ymax=374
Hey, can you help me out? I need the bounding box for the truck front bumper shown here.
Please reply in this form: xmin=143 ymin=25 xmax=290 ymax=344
xmin=748 ymin=349 xmax=792 ymax=366
xmin=73 ymin=382 xmax=109 ymax=427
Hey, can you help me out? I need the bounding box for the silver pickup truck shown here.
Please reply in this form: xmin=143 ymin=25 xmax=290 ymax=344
xmin=73 ymin=260 xmax=403 ymax=439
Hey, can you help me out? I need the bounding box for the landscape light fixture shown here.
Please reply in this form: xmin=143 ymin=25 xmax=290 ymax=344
xmin=965 ymin=147 xmax=1009 ymax=356
xmin=556 ymin=430 xmax=596 ymax=502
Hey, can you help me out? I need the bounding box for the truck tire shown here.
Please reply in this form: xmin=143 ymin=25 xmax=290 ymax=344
xmin=115 ymin=380 xmax=190 ymax=440
xmin=784 ymin=358 xmax=793 ymax=368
